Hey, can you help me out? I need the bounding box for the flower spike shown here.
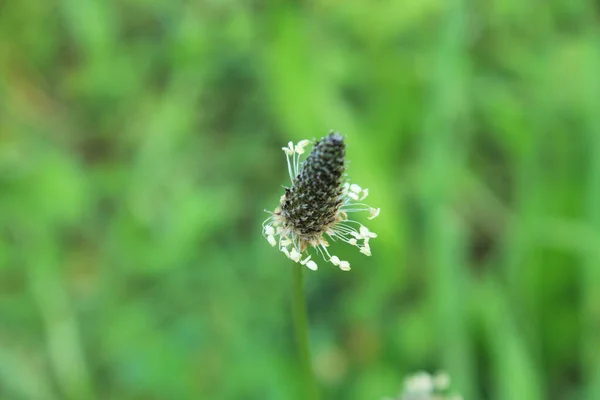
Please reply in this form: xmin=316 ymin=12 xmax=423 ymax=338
xmin=262 ymin=131 xmax=380 ymax=271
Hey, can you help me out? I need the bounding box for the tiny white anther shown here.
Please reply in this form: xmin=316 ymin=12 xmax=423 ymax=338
xmin=348 ymin=238 xmax=358 ymax=246
xmin=282 ymin=141 xmax=294 ymax=155
xmin=265 ymin=226 xmax=275 ymax=236
xmin=348 ymin=192 xmax=359 ymax=201
xmin=295 ymin=139 xmax=310 ymax=154
xmin=342 ymin=182 xmax=350 ymax=194
xmin=329 ymin=255 xmax=341 ymax=265
xmin=350 ymin=184 xmax=362 ymax=193
xmin=267 ymin=235 xmax=276 ymax=247
xmin=360 ymin=246 xmax=371 ymax=256
xmin=280 ymin=238 xmax=292 ymax=246
xmin=289 ymin=248 xmax=302 ymax=262
xmin=360 ymin=188 xmax=369 ymax=200
xmin=368 ymin=208 xmax=380 ymax=219
xmin=300 ymin=255 xmax=311 ymax=265
xmin=305 ymin=260 xmax=318 ymax=271
xmin=360 ymin=226 xmax=377 ymax=238
xmin=339 ymin=260 xmax=351 ymax=271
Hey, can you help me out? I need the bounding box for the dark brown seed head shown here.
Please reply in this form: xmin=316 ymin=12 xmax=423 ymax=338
xmin=281 ymin=131 xmax=346 ymax=237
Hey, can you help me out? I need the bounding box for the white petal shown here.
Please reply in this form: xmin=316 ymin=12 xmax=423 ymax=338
xmin=305 ymin=260 xmax=318 ymax=271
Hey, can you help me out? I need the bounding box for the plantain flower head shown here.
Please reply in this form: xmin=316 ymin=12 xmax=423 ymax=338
xmin=262 ymin=131 xmax=380 ymax=271
xmin=382 ymin=371 xmax=463 ymax=400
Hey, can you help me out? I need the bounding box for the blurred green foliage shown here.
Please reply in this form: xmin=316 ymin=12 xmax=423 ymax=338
xmin=1 ymin=1 xmax=600 ymax=399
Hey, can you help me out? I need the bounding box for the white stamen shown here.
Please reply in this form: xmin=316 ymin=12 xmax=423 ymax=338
xmin=339 ymin=260 xmax=351 ymax=271
xmin=348 ymin=192 xmax=359 ymax=200
xmin=265 ymin=226 xmax=275 ymax=236
xmin=267 ymin=235 xmax=276 ymax=247
xmin=330 ymin=256 xmax=341 ymax=265
xmin=350 ymin=184 xmax=362 ymax=193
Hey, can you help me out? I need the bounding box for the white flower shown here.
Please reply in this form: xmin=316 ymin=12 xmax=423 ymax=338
xmin=382 ymin=371 xmax=461 ymax=400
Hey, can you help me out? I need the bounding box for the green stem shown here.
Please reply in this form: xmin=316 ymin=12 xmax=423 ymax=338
xmin=291 ymin=263 xmax=319 ymax=400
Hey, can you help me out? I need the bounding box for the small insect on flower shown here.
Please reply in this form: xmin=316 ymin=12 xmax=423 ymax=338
xmin=262 ymin=131 xmax=380 ymax=271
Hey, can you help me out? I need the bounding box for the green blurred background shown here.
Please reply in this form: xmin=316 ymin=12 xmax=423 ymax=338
xmin=1 ymin=1 xmax=600 ymax=399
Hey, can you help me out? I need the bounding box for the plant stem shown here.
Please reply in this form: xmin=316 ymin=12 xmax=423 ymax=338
xmin=291 ymin=263 xmax=319 ymax=400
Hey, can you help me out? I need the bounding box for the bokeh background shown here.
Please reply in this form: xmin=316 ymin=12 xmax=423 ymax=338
xmin=2 ymin=1 xmax=600 ymax=399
